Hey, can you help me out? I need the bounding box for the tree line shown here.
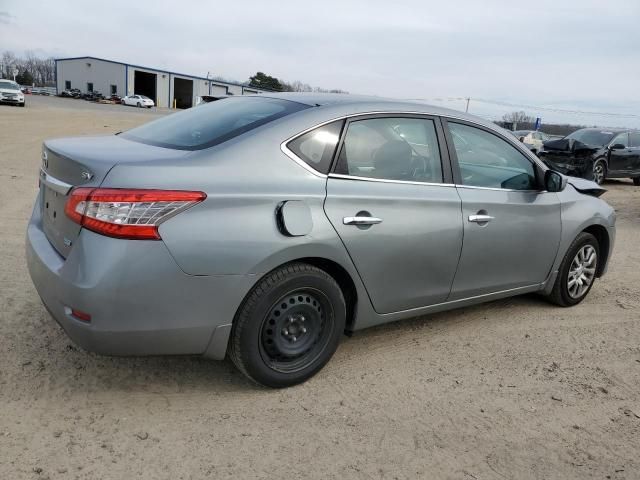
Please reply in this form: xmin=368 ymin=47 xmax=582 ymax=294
xmin=1 ymin=51 xmax=56 ymax=86
xmin=248 ymin=71 xmax=348 ymax=93
xmin=498 ymin=110 xmax=586 ymax=136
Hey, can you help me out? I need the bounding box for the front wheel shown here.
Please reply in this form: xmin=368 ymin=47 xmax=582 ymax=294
xmin=229 ymin=263 xmax=346 ymax=388
xmin=593 ymin=159 xmax=607 ymax=185
xmin=632 ymin=177 xmax=640 ymax=186
xmin=547 ymin=232 xmax=599 ymax=307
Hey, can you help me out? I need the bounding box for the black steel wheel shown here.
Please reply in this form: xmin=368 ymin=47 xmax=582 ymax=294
xmin=259 ymin=289 xmax=334 ymax=373
xmin=229 ymin=263 xmax=346 ymax=388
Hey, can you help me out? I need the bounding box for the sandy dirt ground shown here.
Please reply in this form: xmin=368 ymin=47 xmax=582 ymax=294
xmin=1 ymin=96 xmax=639 ymax=480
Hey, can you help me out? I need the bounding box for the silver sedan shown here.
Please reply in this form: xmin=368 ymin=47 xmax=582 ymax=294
xmin=26 ymin=94 xmax=616 ymax=387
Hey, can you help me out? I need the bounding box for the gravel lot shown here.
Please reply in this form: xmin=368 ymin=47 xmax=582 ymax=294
xmin=1 ymin=96 xmax=639 ymax=480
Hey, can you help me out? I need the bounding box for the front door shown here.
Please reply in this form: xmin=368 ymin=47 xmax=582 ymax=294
xmin=608 ymin=132 xmax=633 ymax=174
xmin=324 ymin=116 xmax=463 ymax=314
xmin=444 ymin=120 xmax=562 ymax=300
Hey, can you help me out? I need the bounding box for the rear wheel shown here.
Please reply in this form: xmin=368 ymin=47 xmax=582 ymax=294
xmin=229 ymin=263 xmax=346 ymax=388
xmin=632 ymin=177 xmax=640 ymax=186
xmin=547 ymin=232 xmax=599 ymax=307
xmin=593 ymin=159 xmax=606 ymax=185
xmin=136 ymin=102 xmax=141 ymax=108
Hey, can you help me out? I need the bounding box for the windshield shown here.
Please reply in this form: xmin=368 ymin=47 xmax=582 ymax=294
xmin=513 ymin=130 xmax=532 ymax=137
xmin=0 ymin=81 xmax=20 ymax=91
xmin=121 ymin=97 xmax=309 ymax=150
xmin=566 ymin=129 xmax=617 ymax=147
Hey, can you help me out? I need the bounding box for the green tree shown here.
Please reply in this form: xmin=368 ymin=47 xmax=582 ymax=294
xmin=15 ymin=69 xmax=33 ymax=85
xmin=248 ymin=72 xmax=283 ymax=91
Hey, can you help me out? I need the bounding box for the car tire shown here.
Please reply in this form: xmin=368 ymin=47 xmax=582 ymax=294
xmin=121 ymin=99 xmax=125 ymax=105
xmin=547 ymin=232 xmax=599 ymax=307
xmin=19 ymin=103 xmax=25 ymax=107
xmin=593 ymin=159 xmax=607 ymax=185
xmin=632 ymin=178 xmax=640 ymax=186
xmin=137 ymin=102 xmax=141 ymax=108
xmin=229 ymin=262 xmax=346 ymax=388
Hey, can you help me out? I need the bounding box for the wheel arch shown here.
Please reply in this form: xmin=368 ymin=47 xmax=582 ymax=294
xmin=582 ymin=224 xmax=610 ymax=277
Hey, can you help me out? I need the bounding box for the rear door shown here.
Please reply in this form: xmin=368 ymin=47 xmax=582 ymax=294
xmin=629 ymin=132 xmax=640 ymax=174
xmin=323 ymin=115 xmax=463 ymax=314
xmin=443 ymin=120 xmax=561 ymax=300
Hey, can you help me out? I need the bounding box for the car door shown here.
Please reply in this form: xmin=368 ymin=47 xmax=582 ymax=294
xmin=443 ymin=120 xmax=561 ymax=300
xmin=628 ymin=132 xmax=640 ymax=174
xmin=608 ymin=132 xmax=633 ymax=173
xmin=323 ymin=115 xmax=463 ymax=314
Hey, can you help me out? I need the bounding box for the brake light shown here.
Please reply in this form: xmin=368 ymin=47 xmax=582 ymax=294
xmin=65 ymin=188 xmax=206 ymax=240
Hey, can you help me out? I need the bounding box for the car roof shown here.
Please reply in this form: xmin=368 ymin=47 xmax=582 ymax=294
xmin=249 ymin=91 xmax=493 ymax=125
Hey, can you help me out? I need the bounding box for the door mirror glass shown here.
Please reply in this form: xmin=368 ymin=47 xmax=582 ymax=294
xmin=610 ymin=143 xmax=626 ymax=150
xmin=545 ymin=170 xmax=566 ymax=192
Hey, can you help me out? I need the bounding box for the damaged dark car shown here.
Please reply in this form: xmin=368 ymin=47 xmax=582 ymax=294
xmin=540 ymin=128 xmax=640 ymax=185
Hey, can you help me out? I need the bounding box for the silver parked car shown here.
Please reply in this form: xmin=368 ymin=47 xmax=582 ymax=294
xmin=27 ymin=94 xmax=616 ymax=387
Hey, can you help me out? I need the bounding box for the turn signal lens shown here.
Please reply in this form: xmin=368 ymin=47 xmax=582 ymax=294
xmin=65 ymin=188 xmax=206 ymax=240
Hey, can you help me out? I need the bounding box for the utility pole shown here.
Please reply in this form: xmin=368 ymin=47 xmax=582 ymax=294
xmin=465 ymin=97 xmax=471 ymax=113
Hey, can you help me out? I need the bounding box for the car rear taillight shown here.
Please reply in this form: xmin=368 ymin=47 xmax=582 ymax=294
xmin=65 ymin=188 xmax=206 ymax=240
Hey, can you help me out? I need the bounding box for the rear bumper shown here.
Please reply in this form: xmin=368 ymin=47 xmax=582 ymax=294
xmin=25 ymin=197 xmax=253 ymax=359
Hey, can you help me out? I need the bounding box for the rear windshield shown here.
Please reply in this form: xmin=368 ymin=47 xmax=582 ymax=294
xmin=121 ymin=97 xmax=309 ymax=150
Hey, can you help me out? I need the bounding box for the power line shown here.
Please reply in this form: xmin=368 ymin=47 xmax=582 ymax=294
xmin=424 ymin=96 xmax=640 ymax=119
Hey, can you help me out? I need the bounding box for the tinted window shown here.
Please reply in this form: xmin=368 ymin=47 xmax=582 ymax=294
xmin=611 ymin=132 xmax=629 ymax=147
xmin=287 ymin=121 xmax=343 ymax=174
xmin=335 ymin=117 xmax=443 ymax=183
xmin=449 ymin=122 xmax=537 ymax=190
xmin=122 ymin=97 xmax=309 ymax=150
xmin=629 ymin=132 xmax=640 ymax=147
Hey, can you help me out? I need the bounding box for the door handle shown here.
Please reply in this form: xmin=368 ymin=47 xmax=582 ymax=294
xmin=468 ymin=214 xmax=494 ymax=223
xmin=343 ymin=216 xmax=383 ymax=226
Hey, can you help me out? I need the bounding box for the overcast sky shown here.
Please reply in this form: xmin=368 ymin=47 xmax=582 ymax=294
xmin=2 ymin=0 xmax=639 ymax=127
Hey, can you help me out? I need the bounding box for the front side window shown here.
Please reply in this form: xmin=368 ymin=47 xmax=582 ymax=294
xmin=611 ymin=132 xmax=629 ymax=148
xmin=334 ymin=117 xmax=443 ymax=183
xmin=287 ymin=121 xmax=343 ymax=174
xmin=122 ymin=97 xmax=309 ymax=150
xmin=449 ymin=122 xmax=537 ymax=190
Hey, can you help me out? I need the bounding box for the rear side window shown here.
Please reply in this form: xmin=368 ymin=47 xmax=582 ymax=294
xmin=286 ymin=121 xmax=343 ymax=174
xmin=122 ymin=97 xmax=309 ymax=150
xmin=334 ymin=117 xmax=443 ymax=183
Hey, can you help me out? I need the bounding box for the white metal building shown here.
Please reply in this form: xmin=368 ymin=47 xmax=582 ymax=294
xmin=55 ymin=56 xmax=267 ymax=108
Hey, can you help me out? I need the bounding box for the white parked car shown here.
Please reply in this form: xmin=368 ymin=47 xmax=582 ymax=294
xmin=0 ymin=80 xmax=25 ymax=107
xmin=513 ymin=130 xmax=550 ymax=154
xmin=121 ymin=94 xmax=155 ymax=108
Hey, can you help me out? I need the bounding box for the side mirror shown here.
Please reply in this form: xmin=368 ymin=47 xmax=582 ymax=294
xmin=610 ymin=143 xmax=626 ymax=150
xmin=544 ymin=170 xmax=567 ymax=192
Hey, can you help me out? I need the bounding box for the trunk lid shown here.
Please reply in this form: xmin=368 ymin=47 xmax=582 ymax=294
xmin=40 ymin=135 xmax=190 ymax=258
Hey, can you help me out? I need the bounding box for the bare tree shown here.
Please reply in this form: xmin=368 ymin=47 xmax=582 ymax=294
xmin=502 ymin=111 xmax=534 ymax=125
xmin=1 ymin=50 xmax=56 ymax=85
